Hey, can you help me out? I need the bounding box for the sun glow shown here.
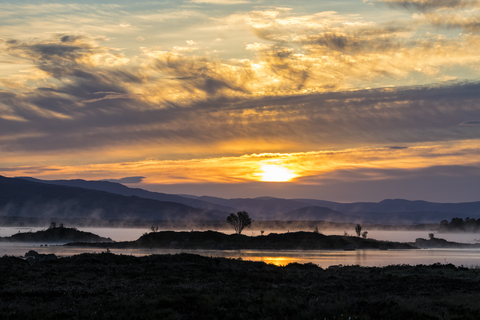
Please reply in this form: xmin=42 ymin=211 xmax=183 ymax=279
xmin=259 ymin=164 xmax=296 ymax=182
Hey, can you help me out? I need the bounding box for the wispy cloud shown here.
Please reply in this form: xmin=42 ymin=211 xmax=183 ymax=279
xmin=188 ymin=0 xmax=252 ymax=4
xmin=377 ymin=0 xmax=480 ymax=33
xmin=459 ymin=120 xmax=480 ymax=125
xmin=100 ymin=176 xmax=145 ymax=183
xmin=377 ymin=0 xmax=480 ymax=11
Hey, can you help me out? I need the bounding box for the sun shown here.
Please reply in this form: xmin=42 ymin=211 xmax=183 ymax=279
xmin=259 ymin=164 xmax=296 ymax=182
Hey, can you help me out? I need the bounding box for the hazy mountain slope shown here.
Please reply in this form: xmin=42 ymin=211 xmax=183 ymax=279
xmin=280 ymin=206 xmax=351 ymax=222
xmin=184 ymin=195 xmax=480 ymax=222
xmin=14 ymin=176 xmax=480 ymax=223
xmin=292 ymin=199 xmax=348 ymax=210
xmin=0 ymin=176 xmax=221 ymax=221
xmin=194 ymin=197 xmax=309 ymax=219
xmin=350 ymin=211 xmax=475 ymax=224
xmin=294 ymin=198 xmax=480 ymax=215
xmin=19 ymin=177 xmax=236 ymax=213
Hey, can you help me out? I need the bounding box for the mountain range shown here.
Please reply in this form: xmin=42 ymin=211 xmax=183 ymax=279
xmin=3 ymin=175 xmax=480 ymax=224
xmin=0 ymin=176 xmax=219 ymax=221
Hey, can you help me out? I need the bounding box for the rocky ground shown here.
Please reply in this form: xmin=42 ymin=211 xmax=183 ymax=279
xmin=0 ymin=252 xmax=480 ymax=319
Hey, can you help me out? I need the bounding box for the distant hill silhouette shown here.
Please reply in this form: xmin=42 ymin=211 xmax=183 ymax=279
xmin=19 ymin=177 xmax=235 ymax=213
xmin=179 ymin=195 xmax=480 ymax=223
xmin=0 ymin=176 xmax=222 ymax=221
xmin=14 ymin=176 xmax=480 ymax=224
xmin=293 ymin=198 xmax=480 ymax=215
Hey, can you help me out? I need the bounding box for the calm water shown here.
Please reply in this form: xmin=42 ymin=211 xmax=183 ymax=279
xmin=2 ymin=227 xmax=480 ymax=268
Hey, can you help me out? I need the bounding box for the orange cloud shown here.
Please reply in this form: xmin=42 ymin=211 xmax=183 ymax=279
xmin=4 ymin=141 xmax=480 ymax=185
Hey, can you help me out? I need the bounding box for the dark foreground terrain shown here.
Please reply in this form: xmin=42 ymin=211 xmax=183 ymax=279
xmin=1 ymin=253 xmax=480 ymax=319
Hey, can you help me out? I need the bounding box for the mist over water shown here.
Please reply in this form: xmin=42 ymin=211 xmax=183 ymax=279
xmin=2 ymin=227 xmax=480 ymax=267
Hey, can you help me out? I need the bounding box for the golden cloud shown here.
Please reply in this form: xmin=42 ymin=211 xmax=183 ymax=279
xmin=4 ymin=140 xmax=480 ymax=185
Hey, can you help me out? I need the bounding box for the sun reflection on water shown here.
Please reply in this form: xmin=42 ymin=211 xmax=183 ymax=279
xmin=247 ymin=256 xmax=303 ymax=266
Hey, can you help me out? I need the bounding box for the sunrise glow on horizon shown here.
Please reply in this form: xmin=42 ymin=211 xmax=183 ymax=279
xmin=259 ymin=164 xmax=297 ymax=182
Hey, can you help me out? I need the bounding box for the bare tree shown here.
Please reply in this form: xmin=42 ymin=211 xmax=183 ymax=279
xmin=227 ymin=211 xmax=252 ymax=234
xmin=355 ymin=224 xmax=362 ymax=237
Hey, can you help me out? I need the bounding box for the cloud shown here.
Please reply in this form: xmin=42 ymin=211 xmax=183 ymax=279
xmin=231 ymin=9 xmax=480 ymax=92
xmin=459 ymin=120 xmax=480 ymax=125
xmin=3 ymin=39 xmax=480 ymax=159
xmin=81 ymin=92 xmax=140 ymax=104
xmin=423 ymin=11 xmax=480 ymax=32
xmin=0 ymin=166 xmax=61 ymax=173
xmin=2 ymin=8 xmax=480 ymax=165
xmin=188 ymin=0 xmax=252 ymax=3
xmin=377 ymin=0 xmax=480 ymax=11
xmin=100 ymin=176 xmax=145 ymax=183
xmin=376 ymin=0 xmax=480 ymax=33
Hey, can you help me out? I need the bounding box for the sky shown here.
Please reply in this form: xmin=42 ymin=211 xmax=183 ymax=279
xmin=2 ymin=0 xmax=480 ymax=202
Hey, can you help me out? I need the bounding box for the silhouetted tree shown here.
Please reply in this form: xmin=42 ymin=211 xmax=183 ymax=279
xmin=450 ymin=218 xmax=465 ymax=231
xmin=355 ymin=224 xmax=362 ymax=237
xmin=49 ymin=222 xmax=56 ymax=229
xmin=429 ymin=233 xmax=435 ymax=240
xmin=465 ymin=217 xmax=477 ymax=230
xmin=313 ymin=226 xmax=319 ymax=234
xmin=440 ymin=219 xmax=449 ymax=229
xmin=227 ymin=211 xmax=252 ymax=234
xmin=362 ymin=231 xmax=368 ymax=239
xmin=439 ymin=217 xmax=480 ymax=232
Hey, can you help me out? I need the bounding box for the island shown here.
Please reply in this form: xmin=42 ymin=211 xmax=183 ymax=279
xmin=66 ymin=230 xmax=415 ymax=250
xmin=415 ymin=237 xmax=480 ymax=248
xmin=0 ymin=226 xmax=113 ymax=243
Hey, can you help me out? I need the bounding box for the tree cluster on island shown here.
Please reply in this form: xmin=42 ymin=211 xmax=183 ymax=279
xmin=355 ymin=224 xmax=368 ymax=238
xmin=439 ymin=217 xmax=480 ymax=232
